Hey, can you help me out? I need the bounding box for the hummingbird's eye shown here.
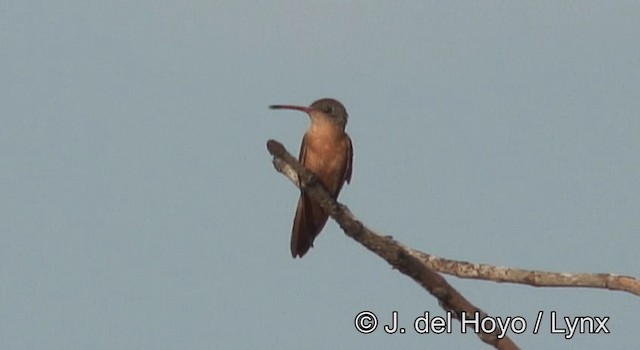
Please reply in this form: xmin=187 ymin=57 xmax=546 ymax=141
xmin=325 ymin=105 xmax=333 ymax=114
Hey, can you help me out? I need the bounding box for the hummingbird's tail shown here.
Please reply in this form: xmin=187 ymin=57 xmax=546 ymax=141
xmin=290 ymin=192 xmax=328 ymax=258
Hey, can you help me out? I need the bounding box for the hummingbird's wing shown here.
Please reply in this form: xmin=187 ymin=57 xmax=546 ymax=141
xmin=297 ymin=133 xmax=308 ymax=187
xmin=344 ymin=136 xmax=353 ymax=184
xmin=329 ymin=134 xmax=353 ymax=198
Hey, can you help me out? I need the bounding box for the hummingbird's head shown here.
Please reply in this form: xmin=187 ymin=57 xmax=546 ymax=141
xmin=309 ymin=98 xmax=348 ymax=129
xmin=269 ymin=98 xmax=349 ymax=130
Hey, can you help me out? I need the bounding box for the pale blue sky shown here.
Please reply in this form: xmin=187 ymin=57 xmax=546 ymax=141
xmin=1 ymin=2 xmax=639 ymax=349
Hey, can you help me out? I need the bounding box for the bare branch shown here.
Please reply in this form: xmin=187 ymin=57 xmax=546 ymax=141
xmin=267 ymin=139 xmax=521 ymax=350
xmin=267 ymin=139 xmax=640 ymax=297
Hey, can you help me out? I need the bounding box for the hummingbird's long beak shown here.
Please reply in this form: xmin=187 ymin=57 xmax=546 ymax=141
xmin=269 ymin=104 xmax=312 ymax=113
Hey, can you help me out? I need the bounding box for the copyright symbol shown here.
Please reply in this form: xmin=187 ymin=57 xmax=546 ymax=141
xmin=354 ymin=311 xmax=378 ymax=334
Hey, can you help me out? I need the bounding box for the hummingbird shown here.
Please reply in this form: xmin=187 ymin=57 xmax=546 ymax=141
xmin=269 ymin=98 xmax=353 ymax=258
